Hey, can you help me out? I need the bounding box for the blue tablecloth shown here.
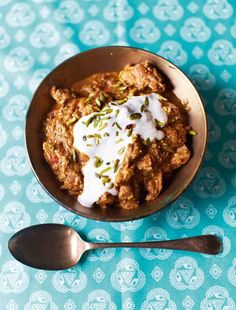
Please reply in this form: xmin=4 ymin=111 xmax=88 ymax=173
xmin=0 ymin=0 xmax=236 ymax=309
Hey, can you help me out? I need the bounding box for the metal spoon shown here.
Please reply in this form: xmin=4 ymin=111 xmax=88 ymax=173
xmin=8 ymin=224 xmax=222 ymax=270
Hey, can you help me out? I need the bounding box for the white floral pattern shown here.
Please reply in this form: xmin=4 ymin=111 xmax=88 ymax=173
xmin=0 ymin=0 xmax=235 ymax=308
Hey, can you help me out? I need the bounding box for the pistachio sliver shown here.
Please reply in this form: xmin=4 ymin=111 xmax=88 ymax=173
xmin=98 ymin=122 xmax=108 ymax=131
xmin=115 ymin=109 xmax=120 ymax=118
xmin=95 ymin=172 xmax=101 ymax=179
xmin=127 ymin=128 xmax=133 ymax=137
xmin=129 ymin=113 xmax=142 ymax=120
xmin=118 ymin=146 xmax=125 ymax=155
xmin=113 ymin=159 xmax=120 ymax=173
xmin=101 ymin=167 xmax=111 ymax=175
xmin=108 ymin=183 xmax=114 ymax=189
xmin=94 ymin=156 xmax=103 ymax=168
xmin=116 ymin=138 xmax=123 ymax=144
xmin=115 ymin=122 xmax=122 ymax=130
xmin=85 ymin=115 xmax=94 ymax=127
xmin=102 ymin=176 xmax=111 ymax=185
xmin=99 ymin=92 xmax=105 ymax=102
xmin=144 ymin=97 xmax=149 ymax=107
xmin=67 ymin=116 xmax=77 ymax=125
xmin=115 ymin=98 xmax=128 ymax=105
xmin=155 ymin=119 xmax=165 ymax=128
xmin=95 ymin=98 xmax=102 ymax=107
xmin=188 ymin=130 xmax=197 ymax=136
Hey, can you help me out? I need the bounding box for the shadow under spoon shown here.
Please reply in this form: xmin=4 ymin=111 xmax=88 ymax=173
xmin=8 ymin=224 xmax=223 ymax=270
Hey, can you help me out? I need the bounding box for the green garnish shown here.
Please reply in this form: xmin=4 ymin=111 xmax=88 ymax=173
xmin=95 ymin=98 xmax=102 ymax=107
xmin=144 ymin=97 xmax=149 ymax=106
xmin=101 ymin=167 xmax=111 ymax=175
xmin=87 ymin=134 xmax=101 ymax=139
xmin=84 ymin=97 xmax=91 ymax=104
xmin=115 ymin=122 xmax=122 ymax=130
xmin=116 ymin=138 xmax=123 ymax=144
xmin=104 ymin=132 xmax=109 ymax=137
xmin=140 ymin=104 xmax=147 ymax=113
xmin=115 ymin=109 xmax=120 ymax=117
xmin=116 ymin=131 xmax=119 ymax=136
xmin=86 ymin=143 xmax=93 ymax=147
xmin=95 ymin=172 xmax=101 ymax=179
xmin=102 ymin=108 xmax=113 ymax=114
xmin=114 ymin=159 xmax=120 ymax=173
xmin=129 ymin=113 xmax=142 ymax=120
xmin=108 ymin=183 xmax=114 ymax=189
xmin=98 ymin=122 xmax=108 ymax=131
xmin=93 ymin=106 xmax=100 ymax=112
xmin=95 ymin=138 xmax=100 ymax=146
xmin=94 ymin=156 xmax=103 ymax=168
xmin=155 ymin=119 xmax=165 ymax=128
xmin=188 ymin=130 xmax=197 ymax=136
xmin=102 ymin=176 xmax=111 ymax=185
xmin=127 ymin=128 xmax=133 ymax=137
xmin=84 ymin=115 xmax=94 ymax=127
xmin=93 ymin=118 xmax=99 ymax=128
xmin=115 ymin=98 xmax=128 ymax=105
xmin=99 ymin=93 xmax=105 ymax=102
xmin=144 ymin=138 xmax=151 ymax=146
xmin=67 ymin=116 xmax=77 ymax=125
xmin=94 ymin=134 xmax=101 ymax=139
xmin=118 ymin=146 xmax=125 ymax=155
xmin=82 ymin=135 xmax=87 ymax=141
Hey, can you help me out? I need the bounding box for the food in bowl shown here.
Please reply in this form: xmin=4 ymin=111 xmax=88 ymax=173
xmin=43 ymin=61 xmax=193 ymax=209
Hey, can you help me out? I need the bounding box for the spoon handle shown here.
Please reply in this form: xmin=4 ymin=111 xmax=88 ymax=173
xmin=88 ymin=235 xmax=222 ymax=255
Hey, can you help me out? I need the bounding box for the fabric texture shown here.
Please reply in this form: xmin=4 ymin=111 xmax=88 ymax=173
xmin=0 ymin=0 xmax=236 ymax=309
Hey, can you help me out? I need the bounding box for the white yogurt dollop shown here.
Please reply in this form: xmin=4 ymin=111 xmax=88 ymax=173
xmin=73 ymin=93 xmax=167 ymax=207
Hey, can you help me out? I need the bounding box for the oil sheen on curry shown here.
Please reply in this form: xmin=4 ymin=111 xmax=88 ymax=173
xmin=43 ymin=62 xmax=195 ymax=209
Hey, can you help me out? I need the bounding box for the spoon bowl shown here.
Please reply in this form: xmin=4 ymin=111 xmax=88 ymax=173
xmin=8 ymin=224 xmax=223 ymax=270
xmin=8 ymin=224 xmax=84 ymax=270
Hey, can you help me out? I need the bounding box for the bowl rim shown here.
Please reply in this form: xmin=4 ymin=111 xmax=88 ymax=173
xmin=25 ymin=45 xmax=207 ymax=222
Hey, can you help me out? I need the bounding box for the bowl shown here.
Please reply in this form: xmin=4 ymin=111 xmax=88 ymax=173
xmin=25 ymin=46 xmax=207 ymax=222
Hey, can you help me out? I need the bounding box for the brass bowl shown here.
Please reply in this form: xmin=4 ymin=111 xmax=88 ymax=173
xmin=25 ymin=46 xmax=207 ymax=222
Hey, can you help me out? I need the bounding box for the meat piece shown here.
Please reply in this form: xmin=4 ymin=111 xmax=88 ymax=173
xmin=43 ymin=142 xmax=83 ymax=195
xmin=118 ymin=184 xmax=139 ymax=209
xmin=163 ymin=125 xmax=187 ymax=149
xmin=121 ymin=62 xmax=165 ymax=93
xmin=115 ymin=164 xmax=135 ymax=186
xmin=169 ymin=144 xmax=190 ymax=169
xmin=144 ymin=170 xmax=162 ymax=201
xmin=50 ymin=86 xmax=72 ymax=105
xmin=137 ymin=153 xmax=153 ymax=173
xmin=98 ymin=192 xmax=116 ymax=208
xmin=162 ymin=144 xmax=190 ymax=176
xmin=115 ymin=138 xmax=143 ymax=186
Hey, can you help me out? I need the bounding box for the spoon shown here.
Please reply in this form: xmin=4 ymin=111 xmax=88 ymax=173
xmin=8 ymin=224 xmax=222 ymax=270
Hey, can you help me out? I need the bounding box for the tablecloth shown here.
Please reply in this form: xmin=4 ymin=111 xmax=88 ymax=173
xmin=0 ymin=0 xmax=236 ymax=309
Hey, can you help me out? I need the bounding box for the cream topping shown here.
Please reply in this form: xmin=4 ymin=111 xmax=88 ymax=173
xmin=73 ymin=93 xmax=167 ymax=207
